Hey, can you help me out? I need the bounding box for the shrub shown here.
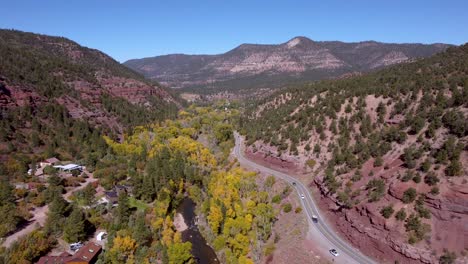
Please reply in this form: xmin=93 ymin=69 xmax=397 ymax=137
xmin=424 ymin=172 xmax=439 ymax=186
xmin=408 ymin=234 xmax=418 ymax=244
xmin=409 ymin=116 xmax=425 ymax=135
xmin=306 ymin=159 xmax=316 ymax=168
xmin=439 ymin=250 xmax=457 ymax=264
xmin=271 ymin=195 xmax=281 ymax=204
xmin=313 ymin=144 xmax=321 ymax=154
xmin=446 ymin=159 xmax=462 ymax=176
xmin=405 ymin=214 xmax=431 ymax=243
xmin=395 ymin=208 xmax=407 ymax=221
xmin=415 ymin=195 xmax=431 ymax=219
xmin=366 ymin=179 xmax=386 ymax=202
xmin=401 ymin=171 xmax=413 ymax=182
xmin=374 ymin=156 xmax=383 ymax=167
xmin=405 ymin=213 xmax=421 ymax=232
xmin=380 ymin=205 xmax=394 ymax=219
xmin=337 ymin=191 xmax=352 ymax=208
xmin=420 ymin=160 xmax=431 ymax=172
xmin=442 ymin=110 xmax=467 ymax=137
xmin=265 ymin=176 xmax=276 ymax=188
xmin=412 ymin=174 xmax=421 ymax=183
xmin=402 ymin=188 xmax=417 ymax=204
xmin=351 ymin=172 xmax=362 ymax=182
xmin=324 ymin=169 xmax=341 ymax=194
xmin=416 ymin=206 xmax=431 ymax=219
xmin=282 ymin=203 xmax=292 ymax=213
xmin=403 ymin=147 xmax=418 ymax=169
xmin=295 ymin=207 xmax=302 ymax=213
xmin=430 ymin=187 xmax=439 ymax=195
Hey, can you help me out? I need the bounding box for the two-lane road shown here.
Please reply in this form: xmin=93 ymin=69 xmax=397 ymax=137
xmin=233 ymin=132 xmax=375 ymax=264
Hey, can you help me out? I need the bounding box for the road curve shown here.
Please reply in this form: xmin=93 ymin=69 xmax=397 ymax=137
xmin=233 ymin=132 xmax=376 ymax=264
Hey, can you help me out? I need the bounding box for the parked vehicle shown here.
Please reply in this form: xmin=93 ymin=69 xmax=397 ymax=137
xmin=70 ymin=242 xmax=83 ymax=251
xmin=97 ymin=231 xmax=107 ymax=241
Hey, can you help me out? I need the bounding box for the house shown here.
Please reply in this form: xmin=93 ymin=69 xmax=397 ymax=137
xmin=36 ymin=243 xmax=102 ymax=264
xmin=66 ymin=242 xmax=102 ymax=264
xmin=40 ymin=157 xmax=60 ymax=167
xmin=14 ymin=182 xmax=29 ymax=190
xmin=115 ymin=184 xmax=133 ymax=195
xmin=104 ymin=190 xmax=118 ymax=204
xmin=53 ymin=164 xmax=83 ymax=173
xmin=36 ymin=252 xmax=71 ymax=264
xmin=114 ymin=184 xmax=126 ymax=194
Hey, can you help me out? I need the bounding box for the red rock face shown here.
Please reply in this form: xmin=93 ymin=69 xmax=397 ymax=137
xmin=0 ymin=29 xmax=179 ymax=127
xmin=0 ymin=82 xmax=45 ymax=109
xmin=67 ymin=80 xmax=103 ymax=104
xmin=313 ymin=175 xmax=430 ymax=264
xmin=313 ymin=172 xmax=468 ymax=264
xmin=0 ymin=69 xmax=176 ymax=138
xmin=98 ymin=76 xmax=163 ymax=104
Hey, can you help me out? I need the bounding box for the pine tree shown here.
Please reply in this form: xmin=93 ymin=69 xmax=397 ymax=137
xmin=116 ymin=192 xmax=131 ymax=227
xmin=63 ymin=207 xmax=86 ymax=243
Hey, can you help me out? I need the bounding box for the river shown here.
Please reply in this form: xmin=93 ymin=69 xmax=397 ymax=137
xmin=177 ymin=198 xmax=220 ymax=264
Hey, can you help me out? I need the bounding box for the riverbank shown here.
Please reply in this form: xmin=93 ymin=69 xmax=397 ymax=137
xmin=177 ymin=198 xmax=219 ymax=264
xmin=174 ymin=213 xmax=188 ymax=232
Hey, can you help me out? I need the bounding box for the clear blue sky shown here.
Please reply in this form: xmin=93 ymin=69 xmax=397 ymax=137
xmin=1 ymin=0 xmax=467 ymax=62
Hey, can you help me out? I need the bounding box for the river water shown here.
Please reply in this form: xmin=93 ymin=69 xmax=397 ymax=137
xmin=177 ymin=198 xmax=220 ymax=264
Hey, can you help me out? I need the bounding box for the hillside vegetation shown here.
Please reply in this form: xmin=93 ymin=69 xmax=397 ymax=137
xmin=240 ymin=44 xmax=468 ymax=263
xmin=0 ymin=29 xmax=180 ymax=165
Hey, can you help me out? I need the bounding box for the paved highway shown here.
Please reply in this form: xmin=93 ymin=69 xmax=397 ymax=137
xmin=233 ymin=132 xmax=376 ymax=264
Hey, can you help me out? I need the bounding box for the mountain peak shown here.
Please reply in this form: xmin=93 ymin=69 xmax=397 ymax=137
xmin=285 ymin=36 xmax=314 ymax=48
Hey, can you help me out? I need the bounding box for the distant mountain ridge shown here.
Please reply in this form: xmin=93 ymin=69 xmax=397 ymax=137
xmin=124 ymin=37 xmax=452 ymax=93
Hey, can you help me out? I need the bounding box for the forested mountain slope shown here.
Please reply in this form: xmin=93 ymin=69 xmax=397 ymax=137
xmin=125 ymin=36 xmax=450 ymax=94
xmin=0 ymin=29 xmax=180 ymax=165
xmin=240 ymin=44 xmax=468 ymax=263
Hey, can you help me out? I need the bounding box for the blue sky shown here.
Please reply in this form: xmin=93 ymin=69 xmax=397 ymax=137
xmin=1 ymin=0 xmax=467 ymax=62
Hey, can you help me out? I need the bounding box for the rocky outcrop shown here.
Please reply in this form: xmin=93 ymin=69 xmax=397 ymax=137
xmin=313 ymin=172 xmax=468 ymax=264
xmin=0 ymin=82 xmax=45 ymax=109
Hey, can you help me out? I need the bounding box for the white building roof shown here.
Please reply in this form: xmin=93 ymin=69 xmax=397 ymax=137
xmin=53 ymin=164 xmax=82 ymax=171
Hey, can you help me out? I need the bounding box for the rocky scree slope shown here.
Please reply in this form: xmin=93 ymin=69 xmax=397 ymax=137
xmin=240 ymin=44 xmax=468 ymax=264
xmin=124 ymin=36 xmax=450 ymax=94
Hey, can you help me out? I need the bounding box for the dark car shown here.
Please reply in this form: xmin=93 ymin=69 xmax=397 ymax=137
xmin=329 ymin=249 xmax=339 ymax=257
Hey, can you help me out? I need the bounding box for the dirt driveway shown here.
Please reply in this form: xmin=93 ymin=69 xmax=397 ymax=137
xmin=1 ymin=171 xmax=97 ymax=248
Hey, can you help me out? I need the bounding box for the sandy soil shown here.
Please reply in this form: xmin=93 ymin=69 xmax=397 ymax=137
xmin=174 ymin=213 xmax=188 ymax=232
